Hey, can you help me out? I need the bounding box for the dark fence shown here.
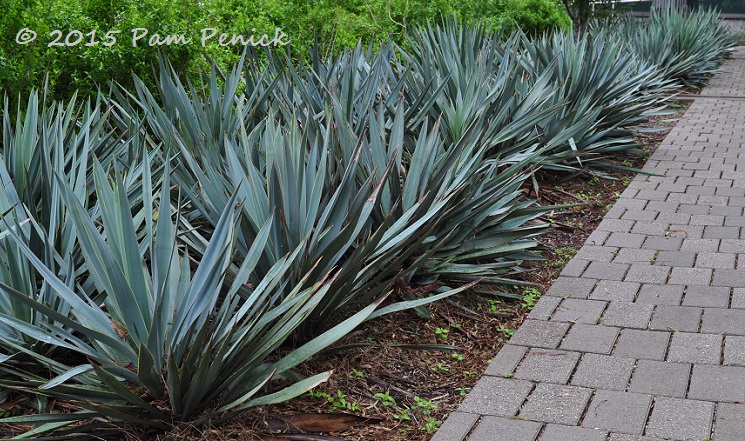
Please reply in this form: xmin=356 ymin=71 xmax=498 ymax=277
xmin=696 ymin=0 xmax=745 ymax=14
xmin=619 ymin=0 xmax=745 ymax=14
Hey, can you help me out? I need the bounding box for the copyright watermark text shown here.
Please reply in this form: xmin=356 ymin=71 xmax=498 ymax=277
xmin=15 ymin=27 xmax=290 ymax=48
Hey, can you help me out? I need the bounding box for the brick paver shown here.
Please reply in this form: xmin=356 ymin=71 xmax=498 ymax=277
xmin=434 ymin=47 xmax=745 ymax=441
xmin=513 ymin=349 xmax=580 ymax=384
xmin=714 ymin=403 xmax=745 ymax=441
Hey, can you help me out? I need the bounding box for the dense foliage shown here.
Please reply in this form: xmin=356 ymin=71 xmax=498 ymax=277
xmin=0 ymin=0 xmax=570 ymax=103
xmin=0 ymin=8 xmax=736 ymax=439
xmin=609 ymin=8 xmax=737 ymax=86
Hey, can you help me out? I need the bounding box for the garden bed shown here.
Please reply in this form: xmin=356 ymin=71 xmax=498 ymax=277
xmin=0 ymin=9 xmax=732 ymax=440
xmin=152 ymin=101 xmax=691 ymax=441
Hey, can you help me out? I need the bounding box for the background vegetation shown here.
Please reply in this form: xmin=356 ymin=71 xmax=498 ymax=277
xmin=0 ymin=0 xmax=570 ymax=103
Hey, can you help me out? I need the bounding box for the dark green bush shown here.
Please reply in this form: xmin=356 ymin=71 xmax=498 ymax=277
xmin=0 ymin=0 xmax=48 ymax=99
xmin=0 ymin=0 xmax=220 ymax=103
xmin=506 ymin=0 xmax=572 ymax=35
xmin=0 ymin=0 xmax=572 ymax=102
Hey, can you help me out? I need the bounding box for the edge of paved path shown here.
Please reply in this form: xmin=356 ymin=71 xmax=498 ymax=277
xmin=431 ymin=46 xmax=745 ymax=441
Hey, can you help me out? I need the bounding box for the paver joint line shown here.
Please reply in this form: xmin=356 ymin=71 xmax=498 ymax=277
xmin=436 ymin=46 xmax=745 ymax=441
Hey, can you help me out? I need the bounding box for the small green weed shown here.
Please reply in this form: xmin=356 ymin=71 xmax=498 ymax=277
xmin=414 ymin=397 xmax=437 ymax=415
xmin=423 ymin=418 xmax=441 ymax=432
xmin=432 ymin=363 xmax=449 ymax=372
xmin=497 ymin=324 xmax=514 ymax=339
xmin=553 ymin=246 xmax=578 ymax=267
xmin=332 ymin=390 xmax=359 ymax=411
xmin=375 ymin=391 xmax=397 ymax=407
xmin=348 ymin=368 xmax=364 ymax=379
xmin=385 ymin=395 xmax=443 ymax=433
xmin=434 ymin=327 xmax=449 ymax=340
xmin=308 ymin=390 xmax=331 ymax=400
xmin=522 ymin=286 xmax=541 ymax=310
xmin=394 ymin=408 xmax=411 ymax=421
xmin=455 ymin=387 xmax=471 ymax=396
xmin=308 ymin=389 xmax=360 ymax=412
xmin=488 ymin=299 xmax=511 ymax=314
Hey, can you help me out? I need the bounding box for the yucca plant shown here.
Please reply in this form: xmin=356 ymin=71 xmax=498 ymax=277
xmin=0 ymin=87 xmax=166 ymax=360
xmin=169 ymin=105 xmax=465 ymax=341
xmin=610 ymin=9 xmax=737 ymax=87
xmin=399 ymin=18 xmax=657 ymax=173
xmin=0 ymin=91 xmax=118 ymax=356
xmin=0 ymin=159 xmax=379 ymax=437
xmin=348 ymin=98 xmax=551 ymax=285
xmin=271 ymin=39 xmax=562 ymax=294
xmin=516 ymin=28 xmax=678 ymax=172
xmin=399 ymin=19 xmax=554 ymax=158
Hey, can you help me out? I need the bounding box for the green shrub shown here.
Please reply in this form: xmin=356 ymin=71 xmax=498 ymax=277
xmin=0 ymin=0 xmax=50 ymax=100
xmin=0 ymin=0 xmax=218 ymax=104
xmin=507 ymin=0 xmax=571 ymax=35
xmin=0 ymin=0 xmax=572 ymax=103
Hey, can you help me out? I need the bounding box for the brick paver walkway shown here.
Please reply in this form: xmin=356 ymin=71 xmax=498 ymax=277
xmin=433 ymin=47 xmax=745 ymax=441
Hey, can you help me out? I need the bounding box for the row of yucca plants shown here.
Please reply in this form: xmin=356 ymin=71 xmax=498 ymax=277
xmin=511 ymin=8 xmax=733 ymax=173
xmin=516 ymin=29 xmax=679 ymax=173
xmin=0 ymin=9 xmax=737 ymax=438
xmin=0 ymin=53 xmax=555 ymax=438
xmin=394 ymin=10 xmax=733 ymax=175
xmin=116 ymin=43 xmax=556 ymax=339
xmin=605 ymin=8 xmax=738 ymax=87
